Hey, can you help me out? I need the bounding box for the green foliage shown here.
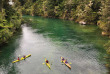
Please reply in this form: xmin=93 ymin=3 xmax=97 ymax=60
xmin=22 ymin=0 xmax=101 ymax=22
xmin=0 ymin=0 xmax=22 ymax=45
xmin=21 ymin=0 xmax=33 ymax=15
xmin=104 ymin=41 xmax=110 ymax=54
xmin=76 ymin=1 xmax=100 ymax=24
xmin=32 ymin=0 xmax=44 ymax=16
xmin=0 ymin=28 xmax=13 ymax=44
xmin=98 ymin=0 xmax=110 ymax=32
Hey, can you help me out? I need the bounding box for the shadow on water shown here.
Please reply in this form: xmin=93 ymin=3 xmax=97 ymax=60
xmin=0 ymin=30 xmax=22 ymax=74
xmin=24 ymin=15 xmax=108 ymax=49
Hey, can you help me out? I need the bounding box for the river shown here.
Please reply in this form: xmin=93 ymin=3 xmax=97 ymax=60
xmin=0 ymin=15 xmax=109 ymax=74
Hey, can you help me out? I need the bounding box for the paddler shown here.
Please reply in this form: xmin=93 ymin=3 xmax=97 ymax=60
xmin=65 ymin=59 xmax=68 ymax=63
xmin=23 ymin=55 xmax=26 ymax=58
xmin=18 ymin=57 xmax=20 ymax=60
xmin=60 ymin=57 xmax=64 ymax=63
xmin=46 ymin=60 xmax=49 ymax=63
xmin=62 ymin=57 xmax=64 ymax=61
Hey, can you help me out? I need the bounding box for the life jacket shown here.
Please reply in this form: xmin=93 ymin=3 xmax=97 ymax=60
xmin=65 ymin=60 xmax=68 ymax=63
xmin=62 ymin=58 xmax=64 ymax=61
xmin=18 ymin=57 xmax=20 ymax=60
xmin=23 ymin=56 xmax=26 ymax=58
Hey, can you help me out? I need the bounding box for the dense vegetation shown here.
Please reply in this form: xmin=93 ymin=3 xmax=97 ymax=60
xmin=0 ymin=0 xmax=22 ymax=45
xmin=19 ymin=0 xmax=110 ymax=34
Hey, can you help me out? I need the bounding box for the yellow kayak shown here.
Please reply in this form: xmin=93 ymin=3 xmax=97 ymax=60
xmin=60 ymin=57 xmax=71 ymax=69
xmin=45 ymin=58 xmax=51 ymax=69
xmin=12 ymin=54 xmax=31 ymax=63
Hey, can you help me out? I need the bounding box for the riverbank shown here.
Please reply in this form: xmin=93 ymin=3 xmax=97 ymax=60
xmin=0 ymin=1 xmax=22 ymax=46
xmin=20 ymin=0 xmax=110 ymax=36
xmin=0 ymin=20 xmax=22 ymax=45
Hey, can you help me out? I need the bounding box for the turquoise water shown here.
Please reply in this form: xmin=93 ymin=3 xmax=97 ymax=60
xmin=0 ymin=15 xmax=109 ymax=74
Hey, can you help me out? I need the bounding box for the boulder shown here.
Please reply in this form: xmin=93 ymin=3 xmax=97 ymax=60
xmin=79 ymin=21 xmax=86 ymax=25
xmin=102 ymin=31 xmax=110 ymax=36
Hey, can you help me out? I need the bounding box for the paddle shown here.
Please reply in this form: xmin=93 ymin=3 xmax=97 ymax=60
xmin=42 ymin=57 xmax=52 ymax=65
xmin=42 ymin=62 xmax=52 ymax=65
xmin=42 ymin=63 xmax=45 ymax=65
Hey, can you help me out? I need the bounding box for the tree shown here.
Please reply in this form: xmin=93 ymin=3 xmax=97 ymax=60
xmin=98 ymin=0 xmax=110 ymax=33
xmin=0 ymin=0 xmax=3 ymax=12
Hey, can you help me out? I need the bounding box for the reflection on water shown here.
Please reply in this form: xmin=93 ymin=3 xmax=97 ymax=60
xmin=0 ymin=15 xmax=109 ymax=74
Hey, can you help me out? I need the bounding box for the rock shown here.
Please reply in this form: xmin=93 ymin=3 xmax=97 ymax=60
xmin=79 ymin=21 xmax=86 ymax=25
xmin=29 ymin=19 xmax=32 ymax=21
xmin=69 ymin=18 xmax=73 ymax=21
xmin=32 ymin=14 xmax=34 ymax=16
xmin=102 ymin=31 xmax=109 ymax=36
xmin=105 ymin=64 xmax=110 ymax=67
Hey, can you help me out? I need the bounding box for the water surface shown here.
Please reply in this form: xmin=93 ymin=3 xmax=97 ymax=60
xmin=0 ymin=15 xmax=109 ymax=74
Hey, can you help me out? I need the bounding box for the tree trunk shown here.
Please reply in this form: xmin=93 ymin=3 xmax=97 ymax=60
xmin=0 ymin=0 xmax=3 ymax=12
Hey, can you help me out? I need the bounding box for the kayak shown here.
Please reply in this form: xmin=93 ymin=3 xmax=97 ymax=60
xmin=12 ymin=54 xmax=31 ymax=63
xmin=60 ymin=57 xmax=71 ymax=69
xmin=45 ymin=58 xmax=51 ymax=69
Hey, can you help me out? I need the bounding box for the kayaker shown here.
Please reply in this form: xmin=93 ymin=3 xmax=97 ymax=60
xmin=46 ymin=60 xmax=49 ymax=63
xmin=23 ymin=55 xmax=26 ymax=58
xmin=18 ymin=57 xmax=20 ymax=60
xmin=65 ymin=59 xmax=68 ymax=63
xmin=62 ymin=57 xmax=64 ymax=61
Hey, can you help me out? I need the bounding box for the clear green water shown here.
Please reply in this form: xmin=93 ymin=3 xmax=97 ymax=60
xmin=0 ymin=15 xmax=109 ymax=74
